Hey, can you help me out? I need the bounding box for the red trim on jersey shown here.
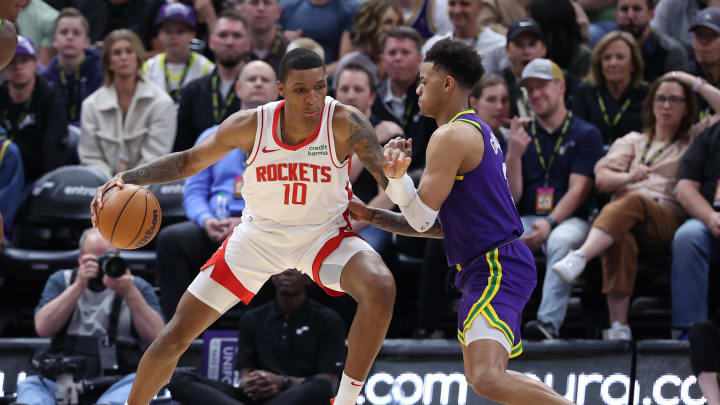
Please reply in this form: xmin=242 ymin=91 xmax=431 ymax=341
xmin=326 ymin=101 xmax=346 ymax=169
xmin=200 ymin=232 xmax=256 ymax=304
xmin=343 ymin=181 xmax=353 ymax=228
xmin=311 ymin=228 xmax=361 ymax=297
xmin=271 ymin=100 xmax=326 ymax=151
xmin=246 ymin=108 xmax=264 ymax=166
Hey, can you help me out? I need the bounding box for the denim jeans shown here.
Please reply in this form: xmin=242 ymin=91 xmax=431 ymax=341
xmin=16 ymin=373 xmax=136 ymax=405
xmin=672 ymin=218 xmax=720 ymax=328
xmin=521 ymin=216 xmax=590 ymax=332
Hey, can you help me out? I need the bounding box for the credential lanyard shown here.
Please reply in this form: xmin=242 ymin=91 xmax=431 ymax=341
xmin=212 ymin=74 xmax=237 ymax=124
xmin=531 ymin=111 xmax=572 ymax=184
xmin=597 ymin=91 xmax=631 ymax=129
xmin=59 ymin=56 xmax=84 ymax=122
xmin=163 ymin=53 xmax=196 ymax=103
xmin=640 ymin=134 xmax=674 ymax=166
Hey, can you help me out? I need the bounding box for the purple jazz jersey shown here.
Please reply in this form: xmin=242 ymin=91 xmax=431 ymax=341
xmin=438 ymin=110 xmax=536 ymax=355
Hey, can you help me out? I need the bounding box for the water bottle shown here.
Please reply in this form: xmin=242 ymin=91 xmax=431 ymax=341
xmin=216 ymin=192 xmax=229 ymax=221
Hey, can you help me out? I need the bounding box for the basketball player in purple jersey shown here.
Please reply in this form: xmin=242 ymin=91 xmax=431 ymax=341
xmin=349 ymin=39 xmax=573 ymax=404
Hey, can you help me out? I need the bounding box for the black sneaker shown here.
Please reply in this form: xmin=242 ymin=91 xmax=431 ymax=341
xmin=524 ymin=320 xmax=558 ymax=340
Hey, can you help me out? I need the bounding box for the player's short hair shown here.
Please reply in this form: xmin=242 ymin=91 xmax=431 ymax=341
xmin=54 ymin=7 xmax=90 ymax=37
xmin=336 ymin=63 xmax=376 ymax=92
xmin=424 ymin=39 xmax=485 ymax=91
xmin=279 ymin=47 xmax=325 ymax=83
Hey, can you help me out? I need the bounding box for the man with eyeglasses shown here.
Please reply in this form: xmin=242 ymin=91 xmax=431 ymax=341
xmin=505 ymin=58 xmax=604 ymax=340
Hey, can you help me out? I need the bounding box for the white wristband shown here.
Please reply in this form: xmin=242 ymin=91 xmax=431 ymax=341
xmin=385 ymin=173 xmax=416 ymax=207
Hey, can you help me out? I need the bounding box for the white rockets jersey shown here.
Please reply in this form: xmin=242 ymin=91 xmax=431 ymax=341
xmin=242 ymin=96 xmax=352 ymax=226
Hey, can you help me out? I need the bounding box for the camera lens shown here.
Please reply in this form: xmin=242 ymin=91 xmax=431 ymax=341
xmin=101 ymin=256 xmax=127 ymax=278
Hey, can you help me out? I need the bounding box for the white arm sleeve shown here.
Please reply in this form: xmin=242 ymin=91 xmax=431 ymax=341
xmin=385 ymin=174 xmax=439 ymax=232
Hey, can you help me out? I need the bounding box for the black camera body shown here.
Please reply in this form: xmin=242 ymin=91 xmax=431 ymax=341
xmin=32 ymin=353 xmax=86 ymax=380
xmin=87 ymin=251 xmax=127 ymax=291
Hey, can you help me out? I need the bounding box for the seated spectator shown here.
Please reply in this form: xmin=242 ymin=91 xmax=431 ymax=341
xmin=16 ymin=0 xmax=59 ymax=67
xmin=334 ymin=63 xmax=397 ymax=256
xmin=0 ymin=132 xmax=24 ymax=240
xmin=671 ymin=120 xmax=720 ymax=339
xmin=15 ymin=228 xmax=164 ymax=405
xmin=498 ymin=18 xmax=580 ymax=118
xmin=334 ymin=0 xmax=402 ymax=89
xmin=176 ymin=0 xmax=222 ymax=45
xmin=0 ymin=36 xmax=68 ymax=184
xmin=469 ymin=73 xmax=511 ymax=152
xmin=167 ymin=269 xmax=344 ymax=405
xmin=79 ymin=29 xmax=176 ymax=179
xmin=690 ymin=321 xmax=720 ymax=405
xmin=237 ymin=0 xmax=290 ymax=75
xmin=421 ymin=0 xmax=506 ymax=72
xmin=156 ymin=60 xmax=277 ymax=319
xmin=528 ymin=0 xmax=591 ymax=78
xmin=396 ymin=0 xmax=452 ymax=40
xmin=278 ymin=0 xmax=359 ymax=72
xmin=372 ymin=27 xmax=437 ymax=180
xmin=689 ymin=7 xmax=720 ymax=120
xmin=504 ymin=59 xmax=604 ymax=340
xmin=478 ymin=0 xmax=590 ymax=42
xmin=174 ymin=9 xmax=250 ymax=152
xmin=73 ymin=0 xmax=166 ymax=54
xmin=552 ymin=72 xmax=720 ymax=340
xmin=651 ymin=0 xmax=720 ymax=52
xmin=572 ymin=31 xmax=649 ymax=145
xmin=42 ymin=7 xmax=103 ymax=126
xmin=615 ymin=0 xmax=688 ymax=84
xmin=144 ymin=3 xmax=214 ymax=105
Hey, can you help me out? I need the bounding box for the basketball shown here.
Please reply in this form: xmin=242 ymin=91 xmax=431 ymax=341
xmin=97 ymin=184 xmax=162 ymax=249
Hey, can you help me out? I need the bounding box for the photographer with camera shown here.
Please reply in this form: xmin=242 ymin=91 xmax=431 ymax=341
xmin=15 ymin=228 xmax=165 ymax=405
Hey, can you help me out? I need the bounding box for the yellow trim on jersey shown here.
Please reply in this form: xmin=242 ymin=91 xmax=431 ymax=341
xmin=457 ymin=118 xmax=483 ymax=132
xmin=0 ymin=139 xmax=11 ymax=176
xmin=510 ymin=341 xmax=523 ymax=358
xmin=456 ymin=248 xmax=515 ymax=351
xmin=456 ymin=263 xmax=462 ymax=271
xmin=455 ymin=175 xmax=464 ymax=181
xmin=448 ymin=109 xmax=475 ymax=123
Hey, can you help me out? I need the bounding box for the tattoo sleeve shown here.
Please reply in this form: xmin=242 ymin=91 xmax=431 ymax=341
xmin=347 ymin=111 xmax=389 ymax=189
xmin=366 ymin=207 xmax=444 ymax=239
xmin=121 ymin=150 xmax=191 ymax=185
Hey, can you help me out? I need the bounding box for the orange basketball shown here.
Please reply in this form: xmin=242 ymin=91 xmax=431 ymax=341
xmin=97 ymin=184 xmax=163 ymax=249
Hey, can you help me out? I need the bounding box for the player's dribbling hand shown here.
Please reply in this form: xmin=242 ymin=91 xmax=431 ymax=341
xmin=383 ymin=137 xmax=412 ymax=179
xmin=91 ymin=173 xmax=126 ymax=228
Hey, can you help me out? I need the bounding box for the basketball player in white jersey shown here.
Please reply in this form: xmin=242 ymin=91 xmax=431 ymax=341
xmin=91 ymin=48 xmax=432 ymax=405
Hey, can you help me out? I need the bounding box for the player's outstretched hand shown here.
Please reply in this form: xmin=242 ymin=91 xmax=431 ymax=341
xmin=90 ymin=173 xmax=126 ymax=228
xmin=383 ymin=137 xmax=412 ymax=179
xmin=348 ymin=196 xmax=370 ymax=223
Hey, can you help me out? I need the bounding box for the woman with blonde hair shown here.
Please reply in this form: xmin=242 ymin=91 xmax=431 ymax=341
xmin=552 ymin=72 xmax=720 ymax=340
xmin=334 ymin=0 xmax=402 ymax=87
xmin=79 ymin=29 xmax=176 ymax=179
xmin=572 ymin=31 xmax=649 ymax=144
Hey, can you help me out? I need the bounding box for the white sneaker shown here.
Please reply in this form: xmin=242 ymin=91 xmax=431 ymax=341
xmin=603 ymin=321 xmax=632 ymax=341
xmin=551 ymin=250 xmax=587 ymax=283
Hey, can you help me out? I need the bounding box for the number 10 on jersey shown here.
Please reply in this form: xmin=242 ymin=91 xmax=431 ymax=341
xmin=283 ymin=183 xmax=307 ymax=205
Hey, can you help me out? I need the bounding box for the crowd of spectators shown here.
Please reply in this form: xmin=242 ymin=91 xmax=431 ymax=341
xmin=3 ymin=0 xmax=720 ymax=364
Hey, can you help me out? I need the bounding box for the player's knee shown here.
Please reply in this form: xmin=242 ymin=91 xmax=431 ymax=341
xmin=368 ymin=268 xmax=396 ymax=308
xmin=467 ymin=365 xmax=505 ymax=400
xmin=154 ymin=322 xmax=194 ymax=356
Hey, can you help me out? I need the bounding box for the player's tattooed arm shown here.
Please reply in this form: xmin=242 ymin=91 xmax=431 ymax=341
xmin=346 ymin=109 xmax=389 ymax=189
xmin=365 ymin=207 xmax=443 ymax=238
xmin=121 ymin=151 xmax=191 ymax=185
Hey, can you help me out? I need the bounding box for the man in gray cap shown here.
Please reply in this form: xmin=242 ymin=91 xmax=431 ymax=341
xmin=689 ymin=6 xmax=720 ymax=119
xmin=505 ymin=58 xmax=604 ymax=340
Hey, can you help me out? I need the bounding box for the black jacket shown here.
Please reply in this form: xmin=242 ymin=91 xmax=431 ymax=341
xmin=0 ymin=75 xmax=69 ymax=183
xmin=74 ymin=0 xmax=165 ymax=51
xmin=371 ymin=77 xmax=436 ymax=174
xmin=173 ymin=70 xmax=242 ymax=152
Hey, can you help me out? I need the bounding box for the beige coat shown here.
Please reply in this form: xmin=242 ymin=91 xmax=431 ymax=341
xmin=79 ymin=78 xmax=177 ymax=179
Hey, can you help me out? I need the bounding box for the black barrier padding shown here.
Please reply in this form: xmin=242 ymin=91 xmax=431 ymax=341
xmin=147 ymin=180 xmax=187 ymax=225
xmin=634 ymin=340 xmax=701 ymax=405
xmin=0 ymin=339 xmax=203 ymax=396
